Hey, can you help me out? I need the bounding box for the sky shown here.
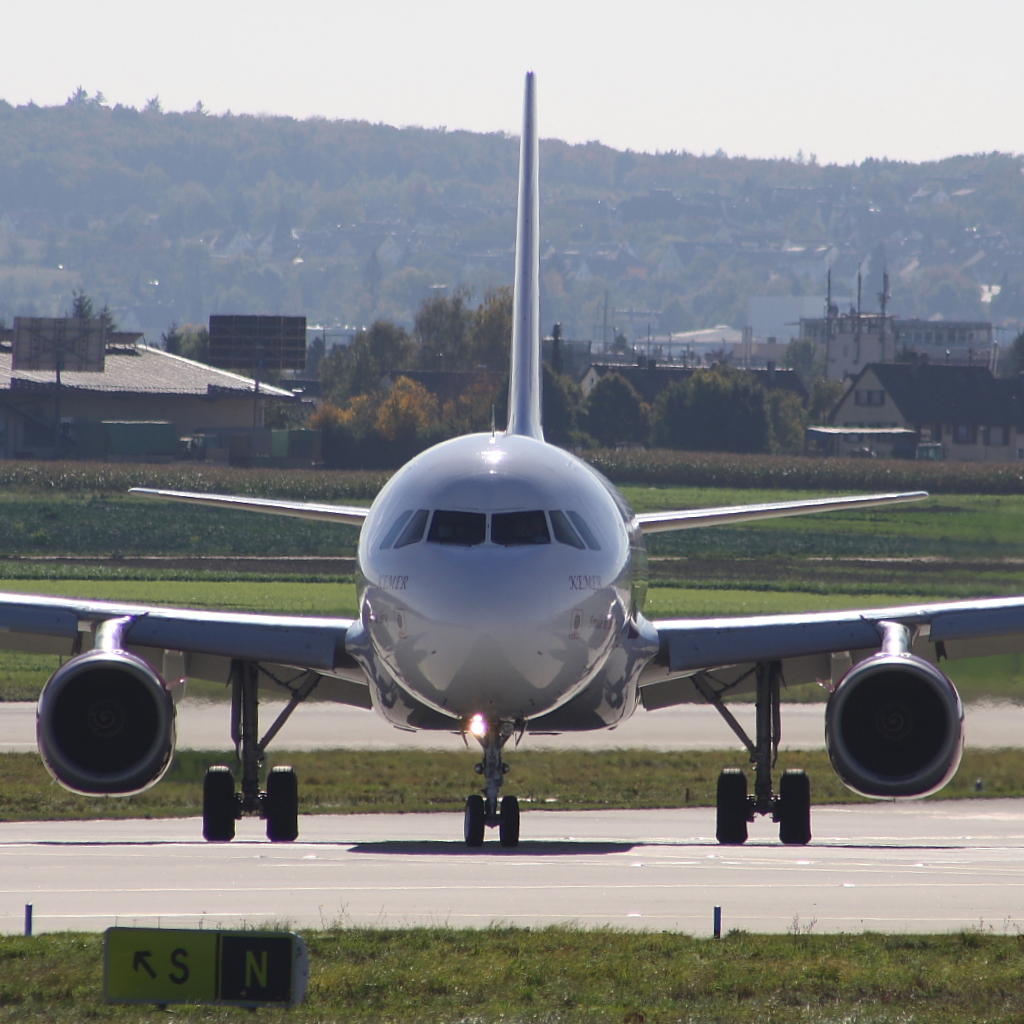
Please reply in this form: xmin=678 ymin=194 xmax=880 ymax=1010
xmin=2 ymin=0 xmax=1022 ymax=166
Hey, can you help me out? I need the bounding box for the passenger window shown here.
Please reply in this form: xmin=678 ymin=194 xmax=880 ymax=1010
xmin=549 ymin=510 xmax=584 ymax=549
xmin=567 ymin=511 xmax=601 ymax=550
xmin=492 ymin=509 xmax=551 ymax=547
xmin=428 ymin=510 xmax=486 ymax=546
xmin=380 ymin=510 xmax=414 ymax=549
xmin=394 ymin=509 xmax=429 ymax=548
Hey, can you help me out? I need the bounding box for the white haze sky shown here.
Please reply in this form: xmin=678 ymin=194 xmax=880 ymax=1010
xmin=2 ymin=0 xmax=1021 ymax=166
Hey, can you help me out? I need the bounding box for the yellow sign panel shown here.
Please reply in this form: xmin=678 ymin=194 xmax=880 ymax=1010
xmin=103 ymin=927 xmax=307 ymax=1007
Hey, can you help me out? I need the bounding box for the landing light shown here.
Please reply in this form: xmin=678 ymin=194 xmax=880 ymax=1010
xmin=468 ymin=714 xmax=488 ymax=738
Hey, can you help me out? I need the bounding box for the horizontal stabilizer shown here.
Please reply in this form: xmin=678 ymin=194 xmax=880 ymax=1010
xmin=636 ymin=490 xmax=927 ymax=534
xmin=130 ymin=488 xmax=369 ymax=526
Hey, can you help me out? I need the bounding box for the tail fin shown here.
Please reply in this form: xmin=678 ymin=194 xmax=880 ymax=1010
xmin=506 ymin=72 xmax=543 ymax=440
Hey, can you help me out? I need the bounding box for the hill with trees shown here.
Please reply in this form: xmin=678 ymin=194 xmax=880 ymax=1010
xmin=1 ymin=91 xmax=1023 ymax=347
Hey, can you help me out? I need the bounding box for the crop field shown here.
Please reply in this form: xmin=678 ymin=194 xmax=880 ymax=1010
xmin=3 ymin=483 xmax=1024 ymax=563
xmin=7 ymin=928 xmax=1024 ymax=1023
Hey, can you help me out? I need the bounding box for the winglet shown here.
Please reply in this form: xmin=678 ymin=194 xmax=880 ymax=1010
xmin=506 ymin=72 xmax=543 ymax=440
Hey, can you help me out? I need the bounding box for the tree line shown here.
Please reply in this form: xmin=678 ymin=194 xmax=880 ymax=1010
xmin=310 ymin=289 xmax=817 ymax=468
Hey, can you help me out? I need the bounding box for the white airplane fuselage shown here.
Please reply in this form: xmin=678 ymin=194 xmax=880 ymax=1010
xmin=348 ymin=432 xmax=658 ymax=732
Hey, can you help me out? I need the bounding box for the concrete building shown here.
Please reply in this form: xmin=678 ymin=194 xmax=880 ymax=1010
xmin=800 ymin=315 xmax=996 ymax=381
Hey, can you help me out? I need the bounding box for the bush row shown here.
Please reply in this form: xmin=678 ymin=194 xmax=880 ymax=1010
xmin=0 ymin=461 xmax=390 ymax=500
xmin=2 ymin=451 xmax=1024 ymax=498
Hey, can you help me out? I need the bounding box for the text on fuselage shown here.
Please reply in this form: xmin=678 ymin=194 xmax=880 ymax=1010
xmin=569 ymin=575 xmax=602 ymax=591
xmin=379 ymin=575 xmax=409 ymax=591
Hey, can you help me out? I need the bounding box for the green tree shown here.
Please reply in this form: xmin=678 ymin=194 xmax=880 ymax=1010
xmin=784 ymin=337 xmax=822 ymax=386
xmin=415 ymin=288 xmax=473 ymax=370
xmin=69 ymin=290 xmax=94 ymax=320
xmin=767 ymin=389 xmax=807 ymax=454
xmin=651 ymin=368 xmax=771 ymax=453
xmin=99 ymin=304 xmax=117 ymax=333
xmin=162 ymin=322 xmax=209 ymax=362
xmin=543 ymin=365 xmax=584 ymax=446
xmin=1006 ymin=330 xmax=1024 ymax=377
xmin=319 ymin=321 xmax=414 ymax=405
xmin=809 ymin=377 xmax=846 ymax=425
xmin=468 ymin=287 xmax=512 ymax=370
xmin=585 ymin=373 xmax=649 ymax=448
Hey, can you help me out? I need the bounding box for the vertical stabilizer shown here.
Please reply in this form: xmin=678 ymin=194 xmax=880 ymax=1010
xmin=506 ymin=72 xmax=543 ymax=440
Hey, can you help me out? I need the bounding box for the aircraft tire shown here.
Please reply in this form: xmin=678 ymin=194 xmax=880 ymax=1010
xmin=265 ymin=766 xmax=299 ymax=842
xmin=203 ymin=765 xmax=236 ymax=843
xmin=464 ymin=794 xmax=485 ymax=847
xmin=716 ymin=768 xmax=749 ymax=845
xmin=499 ymin=795 xmax=520 ymax=847
xmin=778 ymin=769 xmax=812 ymax=846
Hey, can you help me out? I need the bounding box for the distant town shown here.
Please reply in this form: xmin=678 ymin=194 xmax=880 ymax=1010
xmin=2 ymin=95 xmax=1024 ymax=466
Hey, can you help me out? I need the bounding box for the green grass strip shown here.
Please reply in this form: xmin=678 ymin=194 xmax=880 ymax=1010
xmin=2 ymin=748 xmax=1020 ymax=821
xmin=7 ymin=928 xmax=1024 ymax=1022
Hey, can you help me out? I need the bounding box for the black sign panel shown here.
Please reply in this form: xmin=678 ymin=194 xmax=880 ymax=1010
xmin=218 ymin=935 xmax=294 ymax=1003
xmin=208 ymin=315 xmax=307 ymax=372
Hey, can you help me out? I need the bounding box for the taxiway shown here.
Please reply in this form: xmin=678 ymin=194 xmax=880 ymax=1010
xmin=4 ymin=801 xmax=1024 ymax=935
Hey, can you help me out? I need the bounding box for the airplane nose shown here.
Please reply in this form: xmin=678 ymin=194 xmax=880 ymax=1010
xmin=368 ymin=548 xmax=615 ymax=719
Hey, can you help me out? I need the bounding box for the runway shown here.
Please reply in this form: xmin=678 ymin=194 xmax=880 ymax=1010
xmin=1 ymin=699 xmax=1023 ymax=752
xmin=4 ymin=800 xmax=1024 ymax=936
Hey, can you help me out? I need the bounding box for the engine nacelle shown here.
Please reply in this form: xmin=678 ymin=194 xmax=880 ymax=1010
xmin=37 ymin=649 xmax=176 ymax=796
xmin=825 ymin=652 xmax=964 ymax=799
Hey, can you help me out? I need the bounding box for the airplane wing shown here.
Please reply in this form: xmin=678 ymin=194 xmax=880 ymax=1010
xmin=636 ymin=491 xmax=927 ymax=533
xmin=0 ymin=591 xmax=369 ymax=706
xmin=640 ymin=595 xmax=1024 ymax=709
xmin=130 ymin=488 xmax=370 ymax=526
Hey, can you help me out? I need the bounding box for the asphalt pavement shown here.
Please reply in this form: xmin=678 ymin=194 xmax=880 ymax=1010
xmin=1 ymin=699 xmax=1022 ymax=752
xmin=3 ymin=801 xmax=1024 ymax=935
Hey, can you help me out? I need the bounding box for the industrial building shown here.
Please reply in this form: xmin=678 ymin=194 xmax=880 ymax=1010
xmin=0 ymin=333 xmax=297 ymax=460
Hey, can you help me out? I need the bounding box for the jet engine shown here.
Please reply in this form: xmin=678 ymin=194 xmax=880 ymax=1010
xmin=37 ymin=645 xmax=176 ymax=796
xmin=825 ymin=648 xmax=963 ymax=799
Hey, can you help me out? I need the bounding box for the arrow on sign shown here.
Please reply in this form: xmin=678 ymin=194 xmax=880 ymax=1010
xmin=133 ymin=951 xmax=156 ymax=979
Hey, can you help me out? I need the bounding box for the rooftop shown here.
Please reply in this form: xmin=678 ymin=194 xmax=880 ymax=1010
xmin=0 ymin=344 xmax=295 ymax=399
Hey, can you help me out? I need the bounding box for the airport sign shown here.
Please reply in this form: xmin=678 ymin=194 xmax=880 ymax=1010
xmin=103 ymin=927 xmax=308 ymax=1008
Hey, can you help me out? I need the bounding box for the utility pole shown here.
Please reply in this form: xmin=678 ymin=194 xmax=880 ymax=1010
xmin=877 ymin=267 xmax=890 ymax=362
xmin=855 ymin=266 xmax=863 ymax=367
xmin=825 ymin=268 xmax=833 ymax=378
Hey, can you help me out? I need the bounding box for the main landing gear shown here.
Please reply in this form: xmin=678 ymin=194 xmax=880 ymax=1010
xmin=463 ymin=717 xmax=521 ymax=848
xmin=698 ymin=661 xmax=811 ymax=846
xmin=202 ymin=659 xmax=318 ymax=843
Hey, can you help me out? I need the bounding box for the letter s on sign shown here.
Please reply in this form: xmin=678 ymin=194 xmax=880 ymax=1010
xmin=169 ymin=948 xmax=190 ymax=985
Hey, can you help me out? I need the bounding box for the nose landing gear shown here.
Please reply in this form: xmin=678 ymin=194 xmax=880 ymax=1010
xmin=463 ymin=717 xmax=521 ymax=847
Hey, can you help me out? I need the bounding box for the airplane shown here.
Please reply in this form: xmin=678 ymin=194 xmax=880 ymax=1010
xmin=2 ymin=72 xmax=1022 ymax=850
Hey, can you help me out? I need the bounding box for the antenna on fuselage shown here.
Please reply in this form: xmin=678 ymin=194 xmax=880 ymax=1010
xmin=505 ymin=71 xmax=543 ymax=441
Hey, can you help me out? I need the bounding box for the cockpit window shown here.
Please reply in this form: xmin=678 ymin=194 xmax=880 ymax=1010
xmin=492 ymin=509 xmax=550 ymax=547
xmin=394 ymin=508 xmax=430 ymax=548
xmin=567 ymin=510 xmax=601 ymax=551
xmin=380 ymin=509 xmax=414 ymax=549
xmin=428 ymin=510 xmax=486 ymax=546
xmin=549 ymin=510 xmax=585 ymax=549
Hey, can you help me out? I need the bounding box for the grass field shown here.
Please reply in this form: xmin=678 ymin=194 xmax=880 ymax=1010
xmin=8 ymin=928 xmax=1024 ymax=1023
xmin=3 ymin=486 xmax=1024 ymax=561
xmin=1 ymin=746 xmax=1021 ymax=821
